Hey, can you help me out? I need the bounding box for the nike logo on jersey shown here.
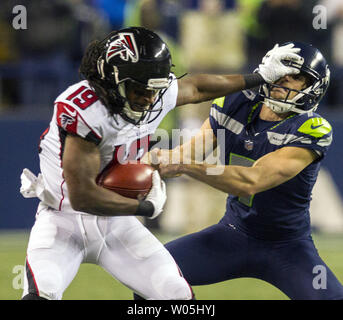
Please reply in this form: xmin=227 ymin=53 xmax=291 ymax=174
xmin=311 ymin=124 xmax=324 ymax=130
xmin=298 ymin=117 xmax=332 ymax=138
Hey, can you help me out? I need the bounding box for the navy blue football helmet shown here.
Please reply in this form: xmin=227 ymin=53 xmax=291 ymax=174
xmin=260 ymin=42 xmax=330 ymax=113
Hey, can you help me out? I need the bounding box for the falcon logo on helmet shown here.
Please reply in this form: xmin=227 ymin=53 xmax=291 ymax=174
xmin=106 ymin=33 xmax=139 ymax=63
xmin=90 ymin=27 xmax=173 ymax=125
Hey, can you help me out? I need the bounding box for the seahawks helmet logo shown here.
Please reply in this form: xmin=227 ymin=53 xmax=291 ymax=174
xmin=106 ymin=32 xmax=139 ymax=63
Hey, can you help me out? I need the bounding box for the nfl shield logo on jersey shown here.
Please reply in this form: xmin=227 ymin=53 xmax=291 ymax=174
xmin=244 ymin=139 xmax=254 ymax=151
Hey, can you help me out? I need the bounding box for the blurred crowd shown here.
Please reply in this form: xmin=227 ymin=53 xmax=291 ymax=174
xmin=0 ymin=0 xmax=342 ymax=118
xmin=1 ymin=0 xmax=343 ymax=233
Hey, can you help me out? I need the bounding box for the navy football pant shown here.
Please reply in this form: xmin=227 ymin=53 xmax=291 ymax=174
xmin=165 ymin=221 xmax=343 ymax=300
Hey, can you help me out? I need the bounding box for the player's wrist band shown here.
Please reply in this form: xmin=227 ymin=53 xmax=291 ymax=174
xmin=243 ymin=73 xmax=264 ymax=89
xmin=135 ymin=200 xmax=154 ymax=217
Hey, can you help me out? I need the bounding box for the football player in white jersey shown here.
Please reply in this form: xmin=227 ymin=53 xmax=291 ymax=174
xmin=19 ymin=27 xmax=301 ymax=300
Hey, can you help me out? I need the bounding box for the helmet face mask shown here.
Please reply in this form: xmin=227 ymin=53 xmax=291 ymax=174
xmin=259 ymin=42 xmax=330 ymax=114
xmin=261 ymin=79 xmax=317 ymax=113
xmin=118 ymin=80 xmax=169 ymax=125
xmin=96 ymin=27 xmax=173 ymax=124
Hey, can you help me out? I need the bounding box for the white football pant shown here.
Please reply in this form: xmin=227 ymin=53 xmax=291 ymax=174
xmin=22 ymin=204 xmax=193 ymax=300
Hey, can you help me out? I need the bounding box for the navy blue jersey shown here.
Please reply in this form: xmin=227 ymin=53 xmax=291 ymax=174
xmin=209 ymin=90 xmax=333 ymax=240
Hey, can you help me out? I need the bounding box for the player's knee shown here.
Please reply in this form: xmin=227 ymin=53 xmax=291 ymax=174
xmin=149 ymin=263 xmax=193 ymax=300
xmin=167 ymin=277 xmax=193 ymax=300
xmin=158 ymin=275 xmax=193 ymax=300
xmin=35 ymin=279 xmax=62 ymax=300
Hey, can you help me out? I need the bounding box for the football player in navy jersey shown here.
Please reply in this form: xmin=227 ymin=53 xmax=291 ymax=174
xmin=153 ymin=42 xmax=343 ymax=300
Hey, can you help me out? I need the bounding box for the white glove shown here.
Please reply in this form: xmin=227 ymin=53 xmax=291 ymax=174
xmin=256 ymin=43 xmax=303 ymax=83
xmin=20 ymin=168 xmax=58 ymax=208
xmin=145 ymin=170 xmax=167 ymax=219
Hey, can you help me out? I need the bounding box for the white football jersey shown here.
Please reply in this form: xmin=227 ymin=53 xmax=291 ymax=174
xmin=38 ymin=77 xmax=178 ymax=214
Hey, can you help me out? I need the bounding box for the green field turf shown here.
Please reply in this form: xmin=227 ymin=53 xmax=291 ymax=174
xmin=1 ymin=230 xmax=343 ymax=300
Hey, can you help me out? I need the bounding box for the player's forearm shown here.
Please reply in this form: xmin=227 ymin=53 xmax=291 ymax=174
xmin=178 ymin=163 xmax=262 ymax=197
xmin=68 ymin=182 xmax=139 ymax=216
xmin=175 ymin=138 xmax=200 ymax=163
xmin=193 ymin=74 xmax=245 ymax=102
xmin=191 ymin=73 xmax=264 ymax=103
xmin=172 ymin=120 xmax=216 ymax=163
xmin=178 ymin=160 xmax=293 ymax=197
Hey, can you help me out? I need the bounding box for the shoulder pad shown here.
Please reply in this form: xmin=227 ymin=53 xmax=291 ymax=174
xmin=297 ymin=117 xmax=332 ymax=138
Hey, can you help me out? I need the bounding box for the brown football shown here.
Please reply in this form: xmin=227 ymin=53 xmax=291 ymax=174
xmin=97 ymin=162 xmax=154 ymax=199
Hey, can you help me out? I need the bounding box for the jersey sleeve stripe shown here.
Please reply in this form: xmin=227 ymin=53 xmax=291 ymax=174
xmin=210 ymin=108 xmax=244 ymax=135
xmin=55 ymin=102 xmax=102 ymax=143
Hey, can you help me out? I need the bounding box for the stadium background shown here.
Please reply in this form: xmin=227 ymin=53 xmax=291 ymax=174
xmin=1 ymin=0 xmax=343 ymax=300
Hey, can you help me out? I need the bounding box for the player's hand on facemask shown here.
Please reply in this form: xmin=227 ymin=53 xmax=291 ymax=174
xmin=256 ymin=43 xmax=303 ymax=83
xmin=145 ymin=170 xmax=167 ymax=219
